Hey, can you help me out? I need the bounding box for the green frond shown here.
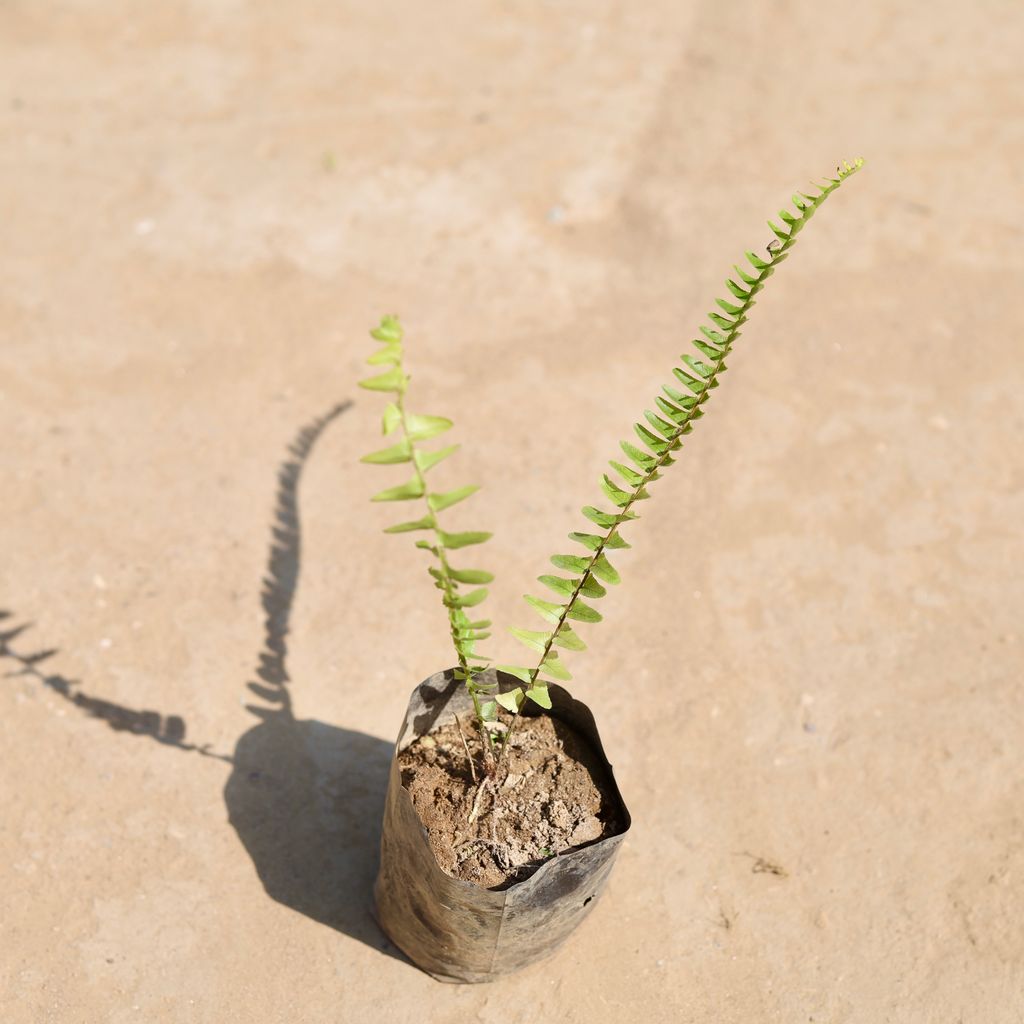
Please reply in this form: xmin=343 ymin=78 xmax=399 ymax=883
xmin=609 ymin=460 xmax=645 ymax=488
xmin=509 ymin=627 xmax=548 ymax=652
xmin=370 ymin=315 xmax=403 ymax=343
xmin=569 ymin=530 xmax=630 ymax=551
xmin=414 ymin=445 xmax=459 ymax=472
xmin=358 ymin=367 xmax=408 ymax=393
xmin=382 ymin=515 xmax=433 ymax=534
xmin=495 ymin=689 xmax=525 ymax=712
xmin=600 ymin=474 xmax=634 ymax=507
xmin=582 ymin=506 xmax=638 ymax=528
xmin=449 ymin=567 xmax=494 ymax=584
xmin=539 ymin=652 xmax=571 ymax=681
xmin=506 ymin=159 xmax=863 ymax=706
xmin=707 ymin=312 xmax=738 ymax=332
xmin=672 ymin=366 xmax=707 ymax=394
xmin=358 ymin=314 xmax=496 ymax=746
xmin=551 ymin=553 xmax=590 ymax=573
xmin=634 ymin=423 xmax=672 ymax=453
xmin=732 ymin=264 xmax=757 ymax=288
xmin=692 ymin=339 xmax=722 ymax=362
xmin=746 ymin=249 xmax=770 ymax=271
xmin=382 ymin=403 xmax=401 ymax=435
xmin=497 ymin=665 xmax=533 ymax=684
xmin=653 ymin=396 xmax=686 ymax=423
xmin=682 ymin=355 xmax=714 ymax=379
xmin=361 ymin=439 xmax=412 ymax=464
xmin=523 ymin=594 xmax=563 ymax=624
xmin=371 ymin=478 xmax=424 ymax=502
xmin=538 ymin=574 xmax=577 ymax=598
xmin=552 ymin=623 xmax=586 ymax=651
xmin=405 ymin=413 xmax=453 ymax=441
xmin=440 ymin=529 xmax=492 ymax=549
xmin=565 ymin=600 xmax=602 ymax=623
xmin=427 ymin=484 xmax=480 ymax=513
xmin=662 ymin=382 xmax=699 ymax=407
xmin=589 ymin=552 xmax=620 ymax=585
xmin=643 ymin=411 xmax=677 ymax=439
xmin=366 ymin=345 xmax=402 ymax=366
xmin=444 ymin=587 xmax=488 ymax=609
xmin=524 ymin=685 xmax=553 ymax=709
xmin=620 ymin=440 xmax=658 ymax=471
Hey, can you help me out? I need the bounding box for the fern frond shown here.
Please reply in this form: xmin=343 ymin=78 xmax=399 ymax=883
xmin=359 ymin=315 xmax=499 ymax=747
xmin=503 ymin=159 xmax=864 ymax=714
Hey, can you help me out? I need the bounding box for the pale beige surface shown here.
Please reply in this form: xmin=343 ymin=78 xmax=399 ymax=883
xmin=2 ymin=2 xmax=1022 ymax=1021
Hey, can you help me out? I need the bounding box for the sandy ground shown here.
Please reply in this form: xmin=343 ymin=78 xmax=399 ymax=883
xmin=2 ymin=2 xmax=1022 ymax=1021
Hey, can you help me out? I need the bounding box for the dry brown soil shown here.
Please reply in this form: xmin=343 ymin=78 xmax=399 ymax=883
xmin=399 ymin=713 xmax=622 ymax=888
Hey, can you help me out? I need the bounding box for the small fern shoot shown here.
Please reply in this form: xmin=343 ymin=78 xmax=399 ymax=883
xmin=497 ymin=159 xmax=864 ymax=726
xmin=359 ymin=316 xmax=500 ymax=756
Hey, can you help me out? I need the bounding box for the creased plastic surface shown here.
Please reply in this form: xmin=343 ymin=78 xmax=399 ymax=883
xmin=374 ymin=668 xmax=631 ymax=983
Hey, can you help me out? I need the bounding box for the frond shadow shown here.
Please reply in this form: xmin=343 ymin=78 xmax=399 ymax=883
xmin=224 ymin=399 xmax=401 ymax=957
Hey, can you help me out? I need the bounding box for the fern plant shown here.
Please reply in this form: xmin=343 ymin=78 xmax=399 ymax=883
xmin=358 ymin=316 xmax=501 ymax=760
xmin=361 ymin=159 xmax=863 ymax=767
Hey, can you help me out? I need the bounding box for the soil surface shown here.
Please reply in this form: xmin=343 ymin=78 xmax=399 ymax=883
xmin=399 ymin=714 xmax=623 ymax=888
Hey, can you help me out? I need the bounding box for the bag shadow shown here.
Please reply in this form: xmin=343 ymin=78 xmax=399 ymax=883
xmin=225 ymin=713 xmax=394 ymax=952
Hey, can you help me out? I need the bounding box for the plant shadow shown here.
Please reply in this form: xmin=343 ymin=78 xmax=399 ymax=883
xmin=223 ymin=399 xmax=401 ymax=958
xmin=3 ymin=399 xmax=404 ymax=962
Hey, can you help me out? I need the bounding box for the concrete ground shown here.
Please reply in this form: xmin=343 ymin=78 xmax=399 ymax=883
xmin=2 ymin=2 xmax=1022 ymax=1021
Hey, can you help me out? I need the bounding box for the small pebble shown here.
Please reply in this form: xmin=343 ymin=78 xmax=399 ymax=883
xmin=570 ymin=815 xmax=603 ymax=846
xmin=548 ymin=800 xmax=573 ymax=830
